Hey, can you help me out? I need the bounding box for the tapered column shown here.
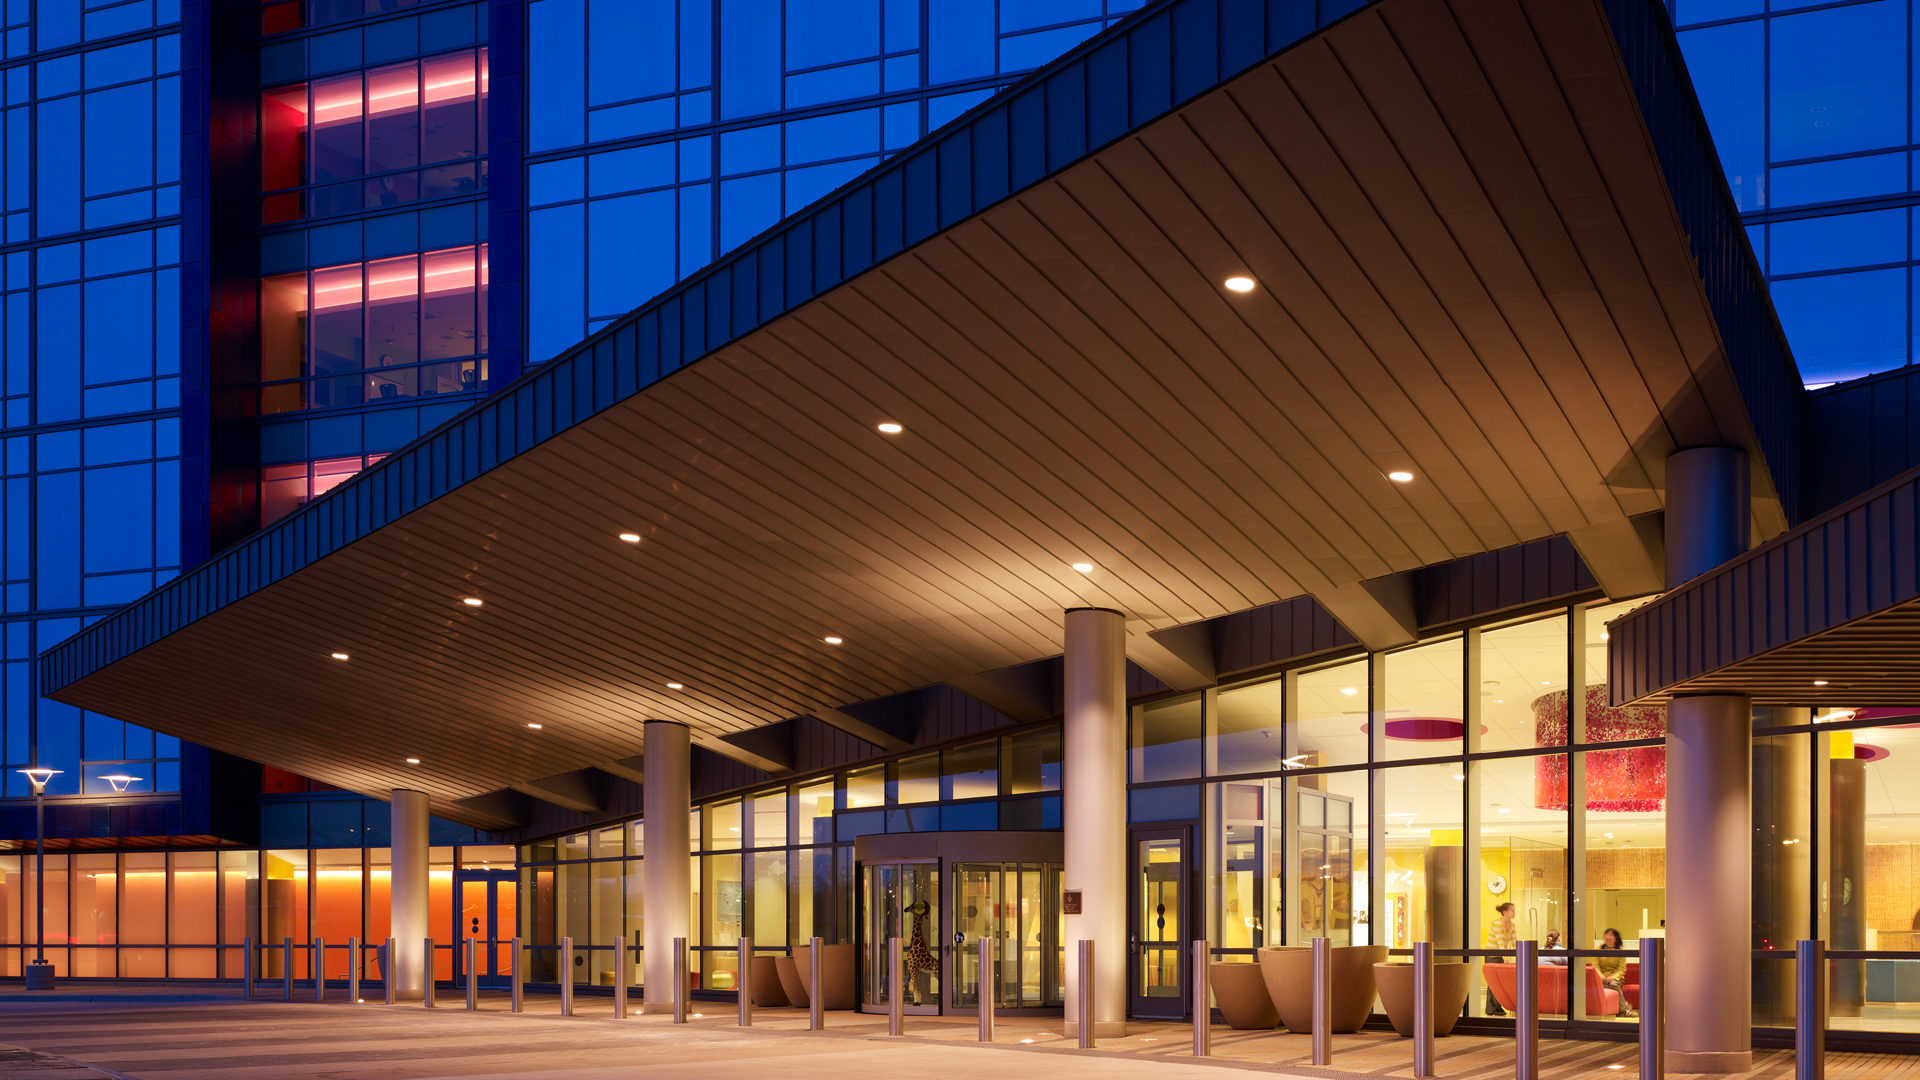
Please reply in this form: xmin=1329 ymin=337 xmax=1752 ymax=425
xmin=1063 ymin=607 xmax=1126 ymax=1038
xmin=1665 ymin=694 xmax=1753 ymax=1073
xmin=642 ymin=720 xmax=692 ymax=1014
xmin=390 ymin=789 xmax=430 ymax=1000
xmin=1664 ymin=447 xmax=1749 ymax=587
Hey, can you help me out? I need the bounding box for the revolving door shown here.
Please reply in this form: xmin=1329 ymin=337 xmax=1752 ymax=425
xmin=856 ymin=832 xmax=1064 ymax=1016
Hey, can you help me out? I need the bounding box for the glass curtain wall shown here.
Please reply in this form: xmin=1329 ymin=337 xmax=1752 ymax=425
xmin=0 ymin=851 xmax=258 ymax=977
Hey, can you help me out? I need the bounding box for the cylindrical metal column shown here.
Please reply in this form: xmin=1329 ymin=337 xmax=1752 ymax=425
xmin=511 ymin=937 xmax=524 ymax=1013
xmin=423 ymin=938 xmax=435 ymax=1008
xmin=1796 ymin=940 xmax=1826 ymax=1080
xmin=383 ymin=938 xmax=396 ymax=1006
xmin=243 ymin=936 xmax=254 ymax=998
xmin=466 ymin=937 xmax=478 ymax=1011
xmin=1641 ymin=937 xmax=1666 ymax=1080
xmin=1664 ymin=446 xmax=1750 ymax=587
xmin=283 ymin=937 xmax=294 ymax=1001
xmin=888 ymin=936 xmax=904 ymax=1036
xmin=738 ymin=937 xmax=753 ymax=1026
xmin=1830 ymin=756 xmax=1867 ymax=1016
xmin=1191 ymin=940 xmax=1210 ymax=1057
xmin=644 ymin=721 xmax=693 ymax=1014
xmin=315 ymin=937 xmax=326 ymax=1002
xmin=673 ymin=936 xmax=688 ymax=1023
xmin=560 ymin=936 xmax=574 ymax=1016
xmin=1311 ymin=937 xmax=1332 ymax=1066
xmin=1665 ymin=694 xmax=1752 ymax=1073
xmin=348 ymin=938 xmax=360 ymax=1003
xmin=1515 ymin=940 xmax=1539 ymax=1080
xmin=808 ymin=936 xmax=823 ymax=1031
xmin=389 ymin=789 xmax=431 ymax=1000
xmin=1075 ymin=939 xmax=1095 ymax=1049
xmin=980 ymin=937 xmax=997 ymax=1043
xmin=1412 ymin=942 xmax=1434 ymax=1078
xmin=614 ymin=941 xmax=628 ymax=1019
xmin=1064 ymin=607 xmax=1126 ymax=1041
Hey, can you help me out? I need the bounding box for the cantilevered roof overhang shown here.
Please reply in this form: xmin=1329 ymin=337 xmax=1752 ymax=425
xmin=1607 ymin=465 xmax=1920 ymax=708
xmin=44 ymin=0 xmax=1804 ymax=826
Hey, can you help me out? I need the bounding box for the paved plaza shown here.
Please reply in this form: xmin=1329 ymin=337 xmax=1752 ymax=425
xmin=0 ymin=991 xmax=1896 ymax=1080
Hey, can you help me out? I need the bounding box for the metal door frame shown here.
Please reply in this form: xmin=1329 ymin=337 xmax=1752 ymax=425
xmin=856 ymin=858 xmax=943 ymax=1015
xmin=454 ymin=871 xmax=515 ymax=989
xmin=1128 ymin=825 xmax=1193 ymax=1020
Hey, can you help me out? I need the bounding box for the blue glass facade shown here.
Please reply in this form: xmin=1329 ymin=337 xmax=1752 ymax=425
xmin=0 ymin=3 xmax=186 ymax=799
xmin=1677 ymin=0 xmax=1920 ymax=386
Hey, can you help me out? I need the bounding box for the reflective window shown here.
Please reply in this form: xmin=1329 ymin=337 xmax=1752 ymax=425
xmin=261 ymin=50 xmax=488 ymax=223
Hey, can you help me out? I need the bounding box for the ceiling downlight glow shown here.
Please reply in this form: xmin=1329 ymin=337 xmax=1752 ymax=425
xmin=617 ymin=532 xmax=642 ymax=544
xmin=876 ymin=421 xmax=904 ymax=435
xmin=1223 ymin=276 xmax=1256 ymax=293
xmin=405 ymin=757 xmax=421 ymax=764
xmin=823 ymin=636 xmax=844 ymax=645
xmin=526 ymin=723 xmax=543 ymax=730
xmin=667 ymin=682 xmax=684 ymax=690
xmin=462 ymin=597 xmax=484 ymax=607
xmin=330 ymin=652 xmax=350 ymax=661
xmin=1387 ymin=470 xmax=1415 ymax=483
xmin=1071 ymin=562 xmax=1094 ymax=574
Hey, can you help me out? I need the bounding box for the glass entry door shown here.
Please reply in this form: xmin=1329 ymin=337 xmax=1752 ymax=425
xmin=861 ymin=861 xmax=940 ymax=1013
xmin=454 ymin=874 xmax=517 ymax=989
xmin=951 ymin=862 xmax=1062 ymax=1011
xmin=1130 ymin=828 xmax=1189 ymax=1019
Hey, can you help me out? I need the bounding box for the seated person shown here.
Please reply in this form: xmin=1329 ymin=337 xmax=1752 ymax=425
xmin=1542 ymin=929 xmax=1568 ymax=965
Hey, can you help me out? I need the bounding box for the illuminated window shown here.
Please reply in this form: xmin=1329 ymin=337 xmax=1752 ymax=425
xmin=261 ymin=453 xmax=389 ymax=525
xmin=260 ymin=244 xmax=487 ymax=413
xmin=261 ymin=49 xmax=487 ymax=223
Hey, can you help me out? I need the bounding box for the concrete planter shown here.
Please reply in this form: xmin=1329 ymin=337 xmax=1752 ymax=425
xmin=1373 ymin=961 xmax=1472 ymax=1037
xmin=1208 ymin=961 xmax=1279 ymax=1029
xmin=1257 ymin=944 xmax=1386 ymax=1034
xmin=790 ymin=943 xmax=856 ymax=1010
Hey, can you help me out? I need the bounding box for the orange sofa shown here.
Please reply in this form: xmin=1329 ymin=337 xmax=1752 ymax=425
xmin=1482 ymin=962 xmax=1621 ymax=1017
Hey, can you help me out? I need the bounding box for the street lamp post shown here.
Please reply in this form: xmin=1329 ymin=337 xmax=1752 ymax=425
xmin=18 ymin=767 xmax=59 ymax=991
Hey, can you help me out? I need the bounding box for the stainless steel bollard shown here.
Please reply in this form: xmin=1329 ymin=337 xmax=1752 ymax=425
xmin=1311 ymin=937 xmax=1331 ymax=1066
xmin=511 ymin=937 xmax=524 ymax=1013
xmin=560 ymin=936 xmax=574 ymax=1016
xmin=1191 ymin=940 xmax=1210 ymax=1057
xmin=980 ymin=937 xmax=996 ymax=1043
xmin=1077 ymin=939 xmax=1095 ymax=1049
xmin=1412 ymin=941 xmax=1434 ymax=1078
xmin=808 ymin=936 xmax=823 ymax=1031
xmin=738 ymin=937 xmax=753 ymax=1026
xmin=614 ymin=940 xmax=628 ymax=1020
xmin=424 ymin=938 xmax=436 ymax=1008
xmin=383 ymin=938 xmax=396 ymax=1006
xmin=315 ymin=937 xmax=326 ymax=1002
xmin=283 ymin=936 xmax=294 ymax=1002
xmin=243 ymin=936 xmax=254 ymax=998
xmin=673 ymin=936 xmax=688 ymax=1024
xmin=348 ymin=938 xmax=360 ymax=1003
xmin=1514 ymin=941 xmax=1539 ymax=1080
xmin=466 ymin=937 xmax=478 ymax=1011
xmin=888 ymin=936 xmax=904 ymax=1036
xmin=1797 ymin=940 xmax=1826 ymax=1080
xmin=1639 ymin=938 xmax=1665 ymax=1080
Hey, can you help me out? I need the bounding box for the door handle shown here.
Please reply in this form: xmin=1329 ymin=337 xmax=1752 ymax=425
xmin=1129 ymin=933 xmax=1139 ymax=953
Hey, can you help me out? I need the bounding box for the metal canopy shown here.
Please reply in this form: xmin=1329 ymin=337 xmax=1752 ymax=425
xmin=44 ymin=0 xmax=1797 ymax=826
xmin=1608 ymin=465 xmax=1920 ymax=707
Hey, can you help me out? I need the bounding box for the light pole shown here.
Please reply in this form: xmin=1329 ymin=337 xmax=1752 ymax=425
xmin=18 ymin=767 xmax=59 ymax=991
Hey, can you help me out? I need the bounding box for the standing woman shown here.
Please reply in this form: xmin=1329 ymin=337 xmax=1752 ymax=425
xmin=1596 ymin=928 xmax=1637 ymax=1017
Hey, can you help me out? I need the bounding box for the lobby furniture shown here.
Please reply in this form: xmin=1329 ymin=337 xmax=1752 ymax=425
xmin=1208 ymin=961 xmax=1280 ymax=1029
xmin=750 ymin=955 xmax=789 ymax=1007
xmin=791 ymin=943 xmax=857 ymax=1010
xmin=1375 ymin=961 xmax=1472 ymax=1037
xmin=1623 ymin=961 xmax=1639 ymax=1010
xmin=1257 ymin=944 xmax=1388 ymax=1034
xmin=1482 ymin=962 xmax=1621 ymax=1017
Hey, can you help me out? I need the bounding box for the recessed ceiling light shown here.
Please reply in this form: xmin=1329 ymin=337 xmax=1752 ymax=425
xmin=330 ymin=652 xmax=350 ymax=661
xmin=1071 ymin=562 xmax=1094 ymax=574
xmin=823 ymin=636 xmax=844 ymax=645
xmin=1340 ymin=687 xmax=1358 ymax=696
xmin=617 ymin=532 xmax=642 ymax=544
xmin=1387 ymin=470 xmax=1415 ymax=483
xmin=876 ymin=421 xmax=904 ymax=434
xmin=1223 ymin=276 xmax=1256 ymax=293
xmin=1451 ymin=773 xmax=1465 ymax=781
xmin=462 ymin=597 xmax=484 ymax=607
xmin=667 ymin=682 xmax=684 ymax=690
xmin=1813 ymin=679 xmax=1829 ymax=687
xmin=1497 ymin=807 xmax=1512 ymax=814
xmin=1540 ymin=680 xmax=1551 ymax=685
xmin=1495 ymin=699 xmax=1505 ymax=704
xmin=1604 ymin=832 xmax=1614 ymax=839
xmin=405 ymin=757 xmax=421 ymax=764
xmin=526 ymin=723 xmax=543 ymax=730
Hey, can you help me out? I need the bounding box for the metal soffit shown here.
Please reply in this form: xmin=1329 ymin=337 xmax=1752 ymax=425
xmin=45 ymin=0 xmax=1793 ymax=824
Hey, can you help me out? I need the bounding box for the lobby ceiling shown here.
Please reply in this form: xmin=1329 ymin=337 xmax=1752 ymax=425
xmin=49 ymin=0 xmax=1790 ymax=825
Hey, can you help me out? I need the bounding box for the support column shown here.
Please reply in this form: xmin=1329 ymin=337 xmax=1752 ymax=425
xmin=1665 ymin=694 xmax=1753 ymax=1073
xmin=1664 ymin=446 xmax=1750 ymax=587
xmin=642 ymin=720 xmax=691 ymax=1014
xmin=1063 ymin=607 xmax=1126 ymax=1038
xmin=390 ymin=789 xmax=430 ymax=1000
